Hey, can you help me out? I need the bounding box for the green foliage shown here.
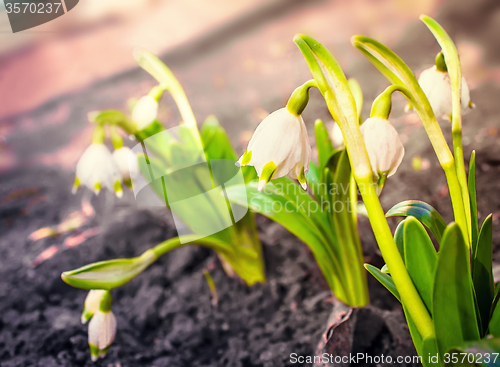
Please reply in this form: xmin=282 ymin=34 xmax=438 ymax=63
xmin=226 ymin=119 xmax=369 ymax=307
xmin=403 ymin=217 xmax=437 ymax=313
xmin=433 ymin=223 xmax=480 ymax=355
xmin=386 ymin=200 xmax=447 ymax=243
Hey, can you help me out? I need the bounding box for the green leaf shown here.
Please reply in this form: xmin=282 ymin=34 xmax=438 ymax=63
xmin=403 ymin=304 xmax=423 ymax=356
xmin=433 ymin=223 xmax=480 ymax=356
xmin=365 ymin=264 xmax=400 ymax=301
xmin=347 ymin=78 xmax=363 ymax=122
xmin=447 ymin=337 xmax=500 ymax=367
xmin=420 ymin=15 xmax=463 ymax=130
xmin=386 ymin=200 xmax=447 ymax=243
xmin=201 ymin=115 xmax=237 ymax=161
xmin=330 ymin=151 xmax=369 ymax=307
xmin=489 ymin=299 xmax=500 ymax=337
xmin=469 ymin=151 xmax=479 ymax=254
xmin=315 ymin=119 xmax=335 ymax=172
xmin=394 ymin=218 xmax=406 ymax=262
xmin=306 ymin=161 xmax=320 ymax=193
xmin=421 ymin=337 xmax=441 ymax=367
xmin=61 ymin=249 xmax=157 ymax=290
xmin=404 ymin=217 xmax=438 ymax=312
xmin=473 ymin=214 xmax=494 ymax=336
xmin=224 ymin=181 xmax=348 ymax=303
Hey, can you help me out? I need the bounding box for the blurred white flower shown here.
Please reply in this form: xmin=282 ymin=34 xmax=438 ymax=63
xmin=237 ymin=108 xmax=311 ymax=191
xmin=88 ymin=309 xmax=116 ymax=362
xmin=132 ymin=95 xmax=158 ymax=130
xmin=331 ymin=122 xmax=345 ymax=150
xmin=360 ymin=117 xmax=405 ymax=179
xmin=73 ymin=144 xmax=123 ymax=197
xmin=418 ymin=65 xmax=470 ymax=119
xmin=112 ymin=146 xmax=139 ymax=188
xmin=81 ymin=290 xmax=106 ymax=324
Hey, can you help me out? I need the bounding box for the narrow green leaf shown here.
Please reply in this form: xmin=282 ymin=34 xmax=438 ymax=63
xmin=387 ymin=200 xmax=447 ymax=243
xmin=489 ymin=299 xmax=500 ymax=337
xmin=315 ymin=119 xmax=334 ymax=172
xmin=364 ymin=264 xmax=400 ymax=301
xmin=394 ymin=218 xmax=406 ymax=262
xmin=347 ymin=78 xmax=363 ymax=121
xmin=420 ymin=15 xmax=463 ymax=130
xmin=306 ymin=161 xmax=320 ymax=194
xmin=404 ymin=217 xmax=437 ymax=312
xmin=201 ymin=115 xmax=237 ymax=161
xmin=473 ymin=214 xmax=494 ymax=336
xmin=403 ymin=305 xmax=423 ymax=357
xmin=225 ymin=182 xmax=348 ymax=303
xmin=421 ymin=337 xmax=441 ymax=367
xmin=469 ymin=151 xmax=479 ymax=254
xmin=433 ymin=223 xmax=480 ymax=356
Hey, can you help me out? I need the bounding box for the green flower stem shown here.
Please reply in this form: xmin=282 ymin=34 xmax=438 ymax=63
xmin=110 ymin=126 xmax=124 ymax=149
xmin=370 ymin=84 xmax=412 ymax=119
xmin=420 ymin=15 xmax=472 ymax=242
xmin=351 ymin=34 xmax=470 ymax=243
xmin=92 ymin=125 xmax=105 ymax=144
xmin=286 ymin=79 xmax=317 ymax=116
xmin=89 ymin=110 xmax=138 ymax=136
xmin=359 ymin=176 xmax=435 ymax=338
xmin=152 ymin=235 xmax=234 ymax=259
xmin=133 ymin=49 xmax=199 ymax=137
xmin=294 ymin=34 xmax=434 ymax=337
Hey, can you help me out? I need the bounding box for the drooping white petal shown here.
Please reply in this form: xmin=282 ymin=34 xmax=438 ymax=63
xmin=132 ymin=95 xmax=158 ymax=130
xmin=75 ymin=144 xmax=122 ymax=195
xmin=360 ymin=117 xmax=405 ymax=179
xmin=82 ymin=290 xmax=106 ymax=324
xmin=88 ymin=310 xmax=116 ymax=351
xmin=418 ymin=66 xmax=470 ymax=119
xmin=331 ymin=122 xmax=345 ymax=150
xmin=238 ymin=108 xmax=311 ymax=190
xmin=112 ymin=147 xmax=139 ymax=181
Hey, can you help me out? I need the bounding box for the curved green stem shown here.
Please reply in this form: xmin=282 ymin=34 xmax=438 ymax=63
xmin=352 ymin=34 xmax=470 ymax=243
xmin=360 ymin=177 xmax=435 ymax=338
xmin=133 ymin=48 xmax=199 ymax=136
xmin=152 ymin=235 xmax=235 ymax=259
xmin=421 ymin=15 xmax=471 ymax=244
xmin=295 ymin=34 xmax=435 ymax=337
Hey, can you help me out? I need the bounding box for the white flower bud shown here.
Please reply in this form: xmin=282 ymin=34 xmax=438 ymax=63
xmin=237 ymin=108 xmax=311 ymax=191
xmin=81 ymin=290 xmax=106 ymax=324
xmin=418 ymin=65 xmax=470 ymax=119
xmin=331 ymin=122 xmax=345 ymax=150
xmin=360 ymin=117 xmax=405 ymax=179
xmin=112 ymin=146 xmax=139 ymax=187
xmin=131 ymin=95 xmax=158 ymax=130
xmin=88 ymin=310 xmax=116 ymax=362
xmin=73 ymin=144 xmax=123 ymax=198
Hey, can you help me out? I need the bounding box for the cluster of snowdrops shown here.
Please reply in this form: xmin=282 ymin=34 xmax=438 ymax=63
xmin=61 ymin=16 xmax=500 ymax=366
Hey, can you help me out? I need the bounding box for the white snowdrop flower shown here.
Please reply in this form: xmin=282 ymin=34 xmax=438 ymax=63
xmin=73 ymin=144 xmax=123 ymax=198
xmin=360 ymin=117 xmax=405 ymax=180
xmin=237 ymin=108 xmax=311 ymax=191
xmin=418 ymin=65 xmax=471 ymax=120
xmin=131 ymin=95 xmax=158 ymax=130
xmin=88 ymin=309 xmax=116 ymax=362
xmin=331 ymin=122 xmax=345 ymax=150
xmin=112 ymin=146 xmax=139 ymax=188
xmin=81 ymin=290 xmax=106 ymax=324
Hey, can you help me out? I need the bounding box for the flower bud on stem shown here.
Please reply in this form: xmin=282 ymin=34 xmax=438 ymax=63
xmin=286 ymin=80 xmax=317 ymax=116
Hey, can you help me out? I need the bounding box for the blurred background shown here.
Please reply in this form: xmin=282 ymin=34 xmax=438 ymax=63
xmin=2 ymin=0 xmax=499 ymax=174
